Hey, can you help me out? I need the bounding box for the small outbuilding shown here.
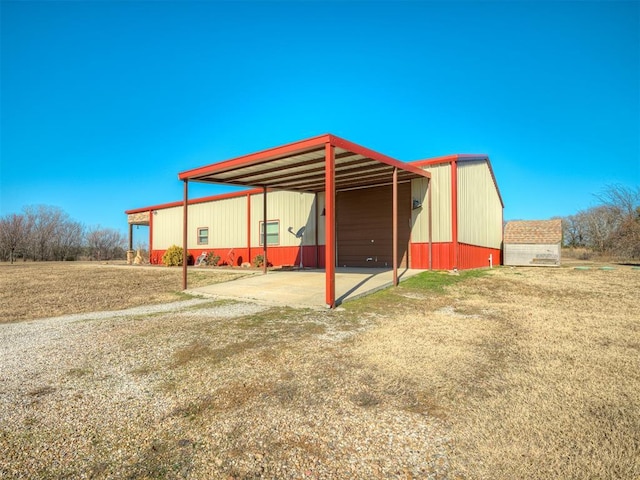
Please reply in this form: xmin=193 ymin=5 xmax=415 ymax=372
xmin=504 ymin=219 xmax=562 ymax=266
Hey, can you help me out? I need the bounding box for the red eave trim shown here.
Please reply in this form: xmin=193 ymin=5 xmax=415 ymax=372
xmin=124 ymin=187 xmax=263 ymax=214
xmin=178 ymin=133 xmax=430 ymax=183
xmin=178 ymin=134 xmax=332 ymax=181
xmin=329 ymin=135 xmax=430 ymax=180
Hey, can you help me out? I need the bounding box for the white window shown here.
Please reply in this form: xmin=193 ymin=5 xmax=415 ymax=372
xmin=259 ymin=221 xmax=279 ymax=246
xmin=197 ymin=227 xmax=209 ymax=245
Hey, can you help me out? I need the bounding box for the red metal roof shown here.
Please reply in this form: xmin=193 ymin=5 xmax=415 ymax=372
xmin=178 ymin=134 xmax=430 ymax=192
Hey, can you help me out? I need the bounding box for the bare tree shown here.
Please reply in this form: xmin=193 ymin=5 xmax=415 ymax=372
xmin=23 ymin=205 xmax=66 ymax=261
xmin=595 ymin=184 xmax=640 ymax=218
xmin=595 ymin=185 xmax=640 ymax=259
xmin=86 ymin=226 xmax=126 ymax=261
xmin=0 ymin=214 xmax=31 ymax=263
xmin=52 ymin=219 xmax=85 ymax=261
xmin=562 ymin=214 xmax=586 ymax=247
xmin=564 ymin=185 xmax=640 ymax=259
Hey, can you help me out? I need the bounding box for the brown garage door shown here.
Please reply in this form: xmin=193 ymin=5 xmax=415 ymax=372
xmin=336 ymin=183 xmax=411 ymax=268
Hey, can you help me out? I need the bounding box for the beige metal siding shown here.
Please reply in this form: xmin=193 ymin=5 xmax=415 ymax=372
xmin=249 ymin=191 xmax=316 ymax=248
xmin=152 ymin=206 xmax=183 ymax=250
xmin=152 ymin=196 xmax=248 ymax=250
xmin=199 ymin=197 xmax=246 ymax=248
xmin=316 ymin=192 xmax=325 ymax=246
xmin=411 ymin=164 xmax=452 ymax=242
xmin=457 ymin=160 xmax=503 ymax=249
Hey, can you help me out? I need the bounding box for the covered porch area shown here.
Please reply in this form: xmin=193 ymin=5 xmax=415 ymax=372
xmin=178 ymin=134 xmax=432 ymax=308
xmin=187 ymin=267 xmax=424 ymax=309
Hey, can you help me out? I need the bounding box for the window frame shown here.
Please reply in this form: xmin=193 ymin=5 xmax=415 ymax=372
xmin=259 ymin=220 xmax=280 ymax=246
xmin=197 ymin=227 xmax=209 ymax=245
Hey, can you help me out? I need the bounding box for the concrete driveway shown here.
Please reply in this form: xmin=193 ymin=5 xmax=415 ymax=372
xmin=187 ymin=267 xmax=424 ymax=309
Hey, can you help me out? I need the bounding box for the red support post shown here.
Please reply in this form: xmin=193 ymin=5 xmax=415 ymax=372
xmin=182 ymin=180 xmax=189 ymax=290
xmin=149 ymin=209 xmax=154 ymax=264
xmin=314 ymin=192 xmax=319 ymax=268
xmin=428 ymin=178 xmax=433 ymax=271
xmin=247 ymin=192 xmax=251 ymax=266
xmin=451 ymin=158 xmax=458 ymax=270
xmin=392 ymin=167 xmax=398 ymax=286
xmin=324 ymin=143 xmax=336 ymax=308
xmin=262 ymin=186 xmax=267 ymax=275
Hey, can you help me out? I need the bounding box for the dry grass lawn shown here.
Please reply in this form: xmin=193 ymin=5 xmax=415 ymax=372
xmin=0 ymin=260 xmax=638 ymax=479
xmin=0 ymin=262 xmax=244 ymax=322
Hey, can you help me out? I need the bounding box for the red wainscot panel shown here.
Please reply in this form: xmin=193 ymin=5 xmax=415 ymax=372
xmin=409 ymin=242 xmax=454 ymax=270
xmin=151 ymin=245 xmax=329 ymax=268
xmin=457 ymin=243 xmax=502 ymax=270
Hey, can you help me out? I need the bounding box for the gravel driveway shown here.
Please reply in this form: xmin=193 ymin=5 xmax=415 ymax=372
xmin=0 ymin=299 xmax=453 ymax=479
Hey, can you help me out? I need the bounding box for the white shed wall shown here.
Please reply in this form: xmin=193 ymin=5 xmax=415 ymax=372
xmin=504 ymin=243 xmax=561 ymax=266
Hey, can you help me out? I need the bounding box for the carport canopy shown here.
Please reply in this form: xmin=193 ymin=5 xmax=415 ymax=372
xmin=177 ymin=133 xmax=431 ymax=308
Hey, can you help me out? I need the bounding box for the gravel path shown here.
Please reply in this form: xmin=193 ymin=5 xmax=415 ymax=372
xmin=0 ymin=299 xmax=454 ymax=479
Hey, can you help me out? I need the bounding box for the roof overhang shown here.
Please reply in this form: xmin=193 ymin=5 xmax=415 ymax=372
xmin=178 ymin=134 xmax=430 ymax=192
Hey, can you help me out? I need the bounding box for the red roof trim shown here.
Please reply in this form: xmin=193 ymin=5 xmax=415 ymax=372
xmin=178 ymin=133 xmax=430 ymax=183
xmin=125 ymin=188 xmax=263 ymax=214
xmin=329 ymin=135 xmax=430 ymax=180
xmin=178 ymin=134 xmax=331 ymax=181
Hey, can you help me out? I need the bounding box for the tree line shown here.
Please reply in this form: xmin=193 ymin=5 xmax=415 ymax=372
xmin=0 ymin=205 xmax=127 ymax=263
xmin=561 ymin=184 xmax=640 ymax=259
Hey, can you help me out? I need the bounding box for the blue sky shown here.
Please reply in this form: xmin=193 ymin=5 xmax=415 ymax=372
xmin=1 ymin=0 xmax=638 ymax=234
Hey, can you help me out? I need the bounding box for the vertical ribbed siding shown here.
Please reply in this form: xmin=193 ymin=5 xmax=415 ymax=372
xmin=317 ymin=192 xmax=326 ymax=246
xmin=249 ymin=191 xmax=316 ymax=248
xmin=202 ymin=197 xmax=246 ymax=248
xmin=410 ymin=178 xmax=428 ymax=243
xmin=152 ymin=197 xmax=248 ymax=250
xmin=411 ymin=164 xmax=451 ymax=242
xmin=457 ymin=160 xmax=503 ymax=249
xmin=152 ymin=206 xmax=182 ymax=250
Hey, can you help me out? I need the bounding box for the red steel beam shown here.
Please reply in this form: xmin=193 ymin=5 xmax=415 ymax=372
xmin=262 ymin=186 xmax=267 ymax=275
xmin=149 ymin=208 xmax=154 ymax=264
xmin=324 ymin=143 xmax=336 ymax=308
xmin=178 ymin=134 xmax=332 ymax=181
xmin=428 ymin=178 xmax=433 ymax=271
xmin=182 ymin=180 xmax=189 ymax=290
xmin=392 ymin=167 xmax=398 ymax=287
xmin=451 ymin=159 xmax=458 ymax=270
xmin=247 ymin=192 xmax=251 ymax=266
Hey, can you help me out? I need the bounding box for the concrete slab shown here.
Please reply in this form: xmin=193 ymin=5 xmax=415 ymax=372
xmin=186 ymin=268 xmax=424 ymax=309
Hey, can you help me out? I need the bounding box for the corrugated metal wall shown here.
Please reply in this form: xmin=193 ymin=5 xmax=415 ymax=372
xmin=411 ymin=163 xmax=451 ymax=243
xmin=152 ymin=207 xmax=181 ymax=250
xmin=316 ymin=192 xmax=325 ymax=246
xmin=249 ymin=191 xmax=316 ymax=248
xmin=457 ymin=160 xmax=502 ymax=249
xmin=152 ymin=196 xmax=248 ymax=250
